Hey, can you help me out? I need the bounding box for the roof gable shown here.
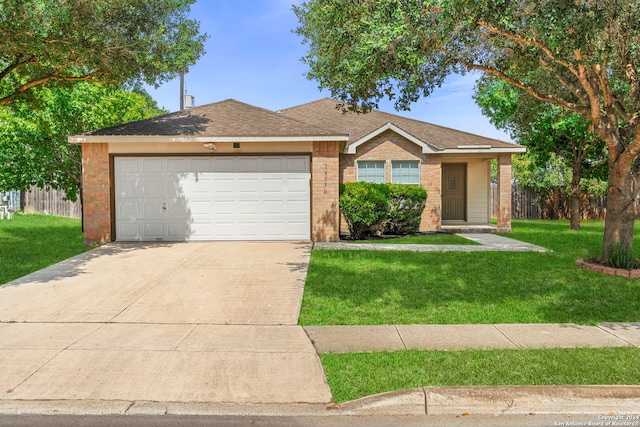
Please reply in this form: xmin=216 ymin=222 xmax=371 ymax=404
xmin=346 ymin=122 xmax=438 ymax=154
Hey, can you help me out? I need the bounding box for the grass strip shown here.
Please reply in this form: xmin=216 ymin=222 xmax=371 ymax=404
xmin=0 ymin=213 xmax=90 ymax=285
xmin=321 ymin=347 xmax=640 ymax=403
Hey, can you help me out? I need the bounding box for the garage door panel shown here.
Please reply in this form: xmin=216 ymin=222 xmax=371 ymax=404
xmin=115 ymin=156 xmax=310 ymax=241
xmin=238 ymin=200 xmax=260 ymax=215
xmin=142 ymin=178 xmax=164 ymax=197
xmin=140 ymin=199 xmax=165 ymax=220
xmin=263 ymin=157 xmax=293 ymax=172
xmin=166 ymin=222 xmax=191 ymax=240
xmin=287 ymin=177 xmax=311 ymax=193
xmin=237 ymin=157 xmax=260 ymax=172
xmin=286 ymin=200 xmax=310 ymax=215
xmin=213 ymin=157 xmax=235 ymax=172
xmin=238 ymin=178 xmax=259 ymax=192
xmin=116 ymin=158 xmax=140 ymax=173
xmin=212 ymin=177 xmax=235 ymax=193
xmin=287 ymin=157 xmax=309 ymax=172
xmin=117 ymin=201 xmax=141 ymax=218
xmin=190 ymin=200 xmax=213 ymax=215
xmin=141 ymin=158 xmax=163 ymax=173
xmin=117 ymin=222 xmax=141 ymax=240
xmin=166 ymin=158 xmax=187 ymax=172
xmin=142 ymin=223 xmax=164 ymax=240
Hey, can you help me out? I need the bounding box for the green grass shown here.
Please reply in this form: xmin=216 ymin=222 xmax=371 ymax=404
xmin=300 ymin=220 xmax=640 ymax=325
xmin=321 ymin=347 xmax=640 ymax=403
xmin=0 ymin=213 xmax=90 ymax=285
xmin=353 ymin=233 xmax=479 ymax=245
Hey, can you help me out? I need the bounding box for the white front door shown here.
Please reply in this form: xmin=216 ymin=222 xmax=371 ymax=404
xmin=114 ymin=156 xmax=311 ymax=241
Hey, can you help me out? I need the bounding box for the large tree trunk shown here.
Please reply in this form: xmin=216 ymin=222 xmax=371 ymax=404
xmin=570 ymin=163 xmax=582 ymax=231
xmin=602 ymin=154 xmax=636 ymax=260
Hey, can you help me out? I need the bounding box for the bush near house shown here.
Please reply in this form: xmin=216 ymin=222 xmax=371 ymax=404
xmin=385 ymin=184 xmax=427 ymax=235
xmin=339 ymin=182 xmax=427 ymax=239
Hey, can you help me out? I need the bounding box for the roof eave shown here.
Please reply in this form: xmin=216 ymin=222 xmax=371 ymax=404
xmin=440 ymin=146 xmax=527 ymax=154
xmin=69 ymin=135 xmax=350 ymax=144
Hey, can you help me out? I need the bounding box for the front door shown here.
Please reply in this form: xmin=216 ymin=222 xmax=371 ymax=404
xmin=442 ymin=163 xmax=466 ymax=221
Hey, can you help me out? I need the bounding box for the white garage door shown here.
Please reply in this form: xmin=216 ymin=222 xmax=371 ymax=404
xmin=114 ymin=156 xmax=311 ymax=241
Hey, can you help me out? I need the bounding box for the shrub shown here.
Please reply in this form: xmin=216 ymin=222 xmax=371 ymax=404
xmin=339 ymin=182 xmax=389 ymax=239
xmin=339 ymin=182 xmax=427 ymax=239
xmin=605 ymin=242 xmax=638 ymax=270
xmin=385 ymin=184 xmax=427 ymax=235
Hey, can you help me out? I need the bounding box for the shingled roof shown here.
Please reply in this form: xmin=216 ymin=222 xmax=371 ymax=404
xmin=79 ymin=99 xmax=345 ymax=139
xmin=280 ymin=98 xmax=523 ymax=152
xmin=71 ymin=97 xmax=523 ymax=153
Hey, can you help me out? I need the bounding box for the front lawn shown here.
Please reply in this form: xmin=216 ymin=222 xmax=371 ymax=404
xmin=300 ymin=220 xmax=640 ymax=325
xmin=0 ymin=213 xmax=90 ymax=285
xmin=321 ymin=347 xmax=640 ymax=403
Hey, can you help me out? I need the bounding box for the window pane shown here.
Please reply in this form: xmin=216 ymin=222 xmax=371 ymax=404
xmin=357 ymin=161 xmax=385 ymax=183
xmin=392 ymin=161 xmax=419 ymax=184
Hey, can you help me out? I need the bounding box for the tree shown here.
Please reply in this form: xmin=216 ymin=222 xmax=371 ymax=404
xmin=0 ymin=0 xmax=207 ymax=105
xmin=0 ymin=83 xmax=167 ymax=201
xmin=474 ymin=76 xmax=607 ymax=230
xmin=294 ymin=0 xmax=640 ymax=258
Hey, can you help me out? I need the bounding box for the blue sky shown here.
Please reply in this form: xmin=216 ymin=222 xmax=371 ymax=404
xmin=145 ymin=0 xmax=510 ymax=141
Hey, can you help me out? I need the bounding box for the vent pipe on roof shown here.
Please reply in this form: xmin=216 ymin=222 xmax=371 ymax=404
xmin=184 ymin=94 xmax=195 ymax=108
xmin=180 ymin=70 xmax=195 ymax=110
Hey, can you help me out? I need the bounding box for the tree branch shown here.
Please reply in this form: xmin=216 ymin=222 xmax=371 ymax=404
xmin=475 ymin=19 xmax=580 ymax=78
xmin=0 ymin=54 xmax=35 ymax=81
xmin=461 ymin=60 xmax=589 ymax=116
xmin=0 ymin=71 xmax=114 ymax=106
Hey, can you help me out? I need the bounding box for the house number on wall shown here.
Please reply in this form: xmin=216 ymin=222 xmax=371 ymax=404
xmin=324 ymin=164 xmax=328 ymax=194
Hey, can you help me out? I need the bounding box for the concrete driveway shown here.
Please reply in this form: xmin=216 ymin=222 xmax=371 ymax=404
xmin=0 ymin=242 xmax=332 ymax=412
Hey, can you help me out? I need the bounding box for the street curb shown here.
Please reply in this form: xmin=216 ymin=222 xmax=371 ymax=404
xmin=338 ymin=386 xmax=640 ymax=416
xmin=1 ymin=386 xmax=638 ymax=416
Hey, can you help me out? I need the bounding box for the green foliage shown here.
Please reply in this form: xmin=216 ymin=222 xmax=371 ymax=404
xmin=0 ymin=0 xmax=207 ymax=104
xmin=605 ymin=242 xmax=638 ymax=270
xmin=0 ymin=83 xmax=167 ymax=200
xmin=475 ymin=76 xmax=607 ymax=225
xmin=339 ymin=182 xmax=390 ymax=239
xmin=339 ymin=182 xmax=427 ymax=239
xmin=385 ymin=184 xmax=427 ymax=235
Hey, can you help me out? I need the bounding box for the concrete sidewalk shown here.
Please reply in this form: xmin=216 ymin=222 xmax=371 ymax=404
xmin=304 ymin=323 xmax=640 ymax=353
xmin=314 ymin=233 xmax=550 ymax=252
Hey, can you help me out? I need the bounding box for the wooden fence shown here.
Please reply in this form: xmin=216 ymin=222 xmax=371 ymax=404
xmin=22 ymin=187 xmax=82 ymax=219
xmin=492 ymin=184 xmax=607 ymax=220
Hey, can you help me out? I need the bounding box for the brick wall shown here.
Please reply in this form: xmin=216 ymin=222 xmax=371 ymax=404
xmin=496 ymin=153 xmax=512 ymax=232
xmin=82 ymin=143 xmax=111 ymax=245
xmin=312 ymin=141 xmax=340 ymax=241
xmin=421 ymin=155 xmax=442 ymax=231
